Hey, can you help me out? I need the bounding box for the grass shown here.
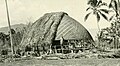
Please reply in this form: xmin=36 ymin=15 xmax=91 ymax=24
xmin=0 ymin=59 xmax=120 ymax=66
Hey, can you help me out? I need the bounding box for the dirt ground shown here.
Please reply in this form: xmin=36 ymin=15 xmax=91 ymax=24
xmin=0 ymin=59 xmax=120 ymax=66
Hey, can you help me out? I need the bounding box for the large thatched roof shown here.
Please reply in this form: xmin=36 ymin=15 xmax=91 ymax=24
xmin=20 ymin=12 xmax=93 ymax=47
xmin=55 ymin=13 xmax=92 ymax=40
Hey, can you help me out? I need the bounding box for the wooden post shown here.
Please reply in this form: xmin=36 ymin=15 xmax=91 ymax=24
xmin=118 ymin=38 xmax=119 ymax=49
xmin=116 ymin=37 xmax=118 ymax=49
xmin=114 ymin=37 xmax=116 ymax=49
xmin=5 ymin=0 xmax=14 ymax=56
xmin=54 ymin=46 xmax=57 ymax=54
xmin=61 ymin=45 xmax=63 ymax=54
xmin=49 ymin=44 xmax=52 ymax=54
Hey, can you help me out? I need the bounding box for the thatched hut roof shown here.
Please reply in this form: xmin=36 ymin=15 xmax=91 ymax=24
xmin=20 ymin=12 xmax=93 ymax=47
xmin=55 ymin=13 xmax=92 ymax=40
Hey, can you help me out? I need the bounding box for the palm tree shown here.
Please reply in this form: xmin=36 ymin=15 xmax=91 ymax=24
xmin=85 ymin=0 xmax=109 ymax=31
xmin=85 ymin=0 xmax=109 ymax=48
xmin=109 ymin=0 xmax=120 ymax=49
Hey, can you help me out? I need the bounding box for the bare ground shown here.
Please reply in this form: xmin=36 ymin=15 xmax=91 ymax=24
xmin=0 ymin=59 xmax=120 ymax=66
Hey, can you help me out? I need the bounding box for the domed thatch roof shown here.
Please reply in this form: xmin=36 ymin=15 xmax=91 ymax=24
xmin=55 ymin=13 xmax=92 ymax=40
xmin=20 ymin=12 xmax=93 ymax=46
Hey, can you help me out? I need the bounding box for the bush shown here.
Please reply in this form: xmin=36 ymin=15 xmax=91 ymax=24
xmin=113 ymin=50 xmax=120 ymax=58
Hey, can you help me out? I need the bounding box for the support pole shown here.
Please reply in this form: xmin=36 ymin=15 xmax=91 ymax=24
xmin=5 ymin=0 xmax=14 ymax=56
xmin=54 ymin=46 xmax=57 ymax=54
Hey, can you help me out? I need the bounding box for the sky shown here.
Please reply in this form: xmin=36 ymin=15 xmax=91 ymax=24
xmin=0 ymin=0 xmax=111 ymax=39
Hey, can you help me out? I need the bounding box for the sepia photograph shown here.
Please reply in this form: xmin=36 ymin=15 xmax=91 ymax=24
xmin=0 ymin=0 xmax=120 ymax=66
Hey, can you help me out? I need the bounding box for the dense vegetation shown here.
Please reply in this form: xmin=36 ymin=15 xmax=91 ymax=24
xmin=85 ymin=0 xmax=120 ymax=50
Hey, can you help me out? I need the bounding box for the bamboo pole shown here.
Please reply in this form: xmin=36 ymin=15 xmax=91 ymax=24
xmin=5 ymin=0 xmax=14 ymax=56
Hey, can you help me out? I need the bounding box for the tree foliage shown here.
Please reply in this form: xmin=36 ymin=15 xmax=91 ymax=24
xmin=0 ymin=28 xmax=25 ymax=55
xmin=85 ymin=0 xmax=109 ymax=22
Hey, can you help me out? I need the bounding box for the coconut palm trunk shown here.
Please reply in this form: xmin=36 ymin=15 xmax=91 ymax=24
xmin=97 ymin=23 xmax=100 ymax=32
xmin=97 ymin=21 xmax=101 ymax=48
xmin=117 ymin=0 xmax=120 ymax=49
xmin=118 ymin=0 xmax=120 ymax=14
xmin=97 ymin=22 xmax=101 ymax=48
xmin=5 ymin=0 xmax=14 ymax=56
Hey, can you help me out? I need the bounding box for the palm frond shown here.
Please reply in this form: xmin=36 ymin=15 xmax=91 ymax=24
xmin=100 ymin=9 xmax=109 ymax=14
xmin=109 ymin=15 xmax=115 ymax=21
xmin=114 ymin=0 xmax=118 ymax=10
xmin=84 ymin=12 xmax=92 ymax=21
xmin=87 ymin=0 xmax=92 ymax=5
xmin=109 ymin=3 xmax=113 ymax=8
xmin=98 ymin=2 xmax=107 ymax=7
xmin=99 ymin=11 xmax=108 ymax=21
xmin=96 ymin=0 xmax=102 ymax=7
xmin=87 ymin=0 xmax=98 ymax=7
xmin=109 ymin=0 xmax=113 ymax=8
xmin=86 ymin=7 xmax=93 ymax=11
xmin=96 ymin=12 xmax=100 ymax=22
